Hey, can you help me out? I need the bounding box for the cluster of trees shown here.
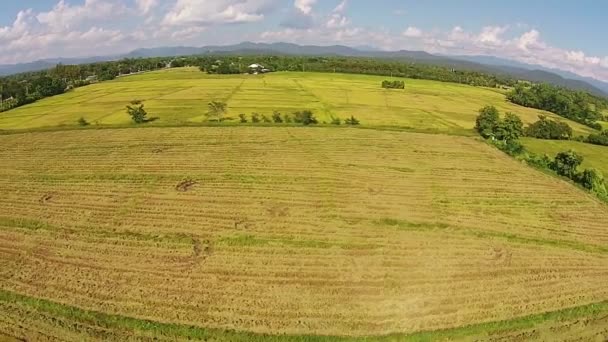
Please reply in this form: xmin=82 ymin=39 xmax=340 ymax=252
xmin=585 ymin=130 xmax=608 ymax=146
xmin=475 ymin=106 xmax=524 ymax=141
xmin=525 ymin=115 xmax=573 ymax=140
xmin=236 ymin=110 xmax=360 ymax=126
xmin=506 ymin=83 xmax=607 ymax=129
xmin=381 ymin=80 xmax=405 ymax=89
xmin=475 ymin=106 xmax=608 ymax=200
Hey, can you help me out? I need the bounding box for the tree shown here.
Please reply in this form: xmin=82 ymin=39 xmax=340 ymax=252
xmin=293 ymin=110 xmax=318 ymax=125
xmin=525 ymin=115 xmax=573 ymax=140
xmin=550 ymin=150 xmax=583 ymax=179
xmin=496 ymin=112 xmax=524 ymax=141
xmin=475 ymin=106 xmax=500 ymax=138
xmin=344 ymin=115 xmax=360 ymax=125
xmin=238 ymin=113 xmax=248 ymax=123
xmin=577 ymin=168 xmax=607 ymax=196
xmin=126 ymin=100 xmax=148 ymax=124
xmin=77 ymin=117 xmax=90 ymax=126
xmin=207 ymin=101 xmax=227 ymax=122
xmin=330 ymin=116 xmax=342 ymax=125
xmin=272 ymin=111 xmax=283 ymax=123
xmin=251 ymin=113 xmax=261 ymax=123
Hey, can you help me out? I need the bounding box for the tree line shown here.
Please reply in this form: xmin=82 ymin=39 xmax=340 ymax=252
xmin=475 ymin=106 xmax=607 ymax=200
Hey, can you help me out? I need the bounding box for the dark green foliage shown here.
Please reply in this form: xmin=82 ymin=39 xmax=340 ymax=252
xmin=238 ymin=114 xmax=247 ymax=123
xmin=550 ymin=150 xmax=584 ymax=179
xmin=585 ymin=130 xmax=608 ymax=146
xmin=272 ymin=111 xmax=283 ymax=123
xmin=207 ymin=101 xmax=227 ymax=122
xmin=496 ymin=112 xmax=524 ymax=141
xmin=381 ymin=80 xmax=405 ymax=89
xmin=492 ymin=139 xmax=526 ymax=156
xmin=525 ymin=115 xmax=573 ymax=140
xmin=250 ymin=113 xmax=260 ymax=123
xmin=126 ymin=100 xmax=148 ymax=124
xmin=507 ymin=83 xmax=604 ymax=129
xmin=77 ymin=117 xmax=90 ymax=126
xmin=576 ymin=168 xmax=608 ymax=196
xmin=330 ymin=116 xmax=342 ymax=125
xmin=526 ymin=153 xmax=553 ymax=169
xmin=475 ymin=106 xmax=501 ymax=138
xmin=293 ymin=110 xmax=318 ymax=125
xmin=344 ymin=115 xmax=360 ymax=125
xmin=283 ymin=114 xmax=293 ymax=123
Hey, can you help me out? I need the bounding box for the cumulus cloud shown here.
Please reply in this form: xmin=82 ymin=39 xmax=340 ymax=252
xmin=403 ymin=26 xmax=422 ymax=38
xmin=135 ymin=0 xmax=159 ymax=14
xmin=163 ymin=0 xmax=278 ymax=26
xmin=294 ymin=0 xmax=317 ymax=15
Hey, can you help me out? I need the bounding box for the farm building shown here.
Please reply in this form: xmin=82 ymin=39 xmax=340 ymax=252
xmin=248 ymin=63 xmax=271 ymax=74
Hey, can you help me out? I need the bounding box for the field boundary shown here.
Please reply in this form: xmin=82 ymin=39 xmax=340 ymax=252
xmin=1 ymin=289 xmax=606 ymax=341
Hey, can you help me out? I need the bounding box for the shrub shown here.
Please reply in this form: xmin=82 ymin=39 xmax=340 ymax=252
xmin=344 ymin=115 xmax=360 ymax=125
xmin=525 ymin=115 xmax=573 ymax=140
xmin=550 ymin=150 xmax=583 ymax=179
xmin=585 ymin=131 xmax=608 ymax=146
xmin=207 ymin=101 xmax=227 ymax=122
xmin=526 ymin=153 xmax=553 ymax=169
xmin=576 ymin=168 xmax=607 ymax=196
xmin=381 ymin=80 xmax=405 ymax=89
xmin=261 ymin=114 xmax=271 ymax=123
xmin=272 ymin=111 xmax=283 ymax=123
xmin=77 ymin=117 xmax=90 ymax=126
xmin=475 ymin=106 xmax=500 ymax=138
xmin=238 ymin=113 xmax=248 ymax=123
xmin=126 ymin=100 xmax=148 ymax=124
xmin=496 ymin=112 xmax=524 ymax=141
xmin=330 ymin=116 xmax=342 ymax=125
xmin=251 ymin=113 xmax=260 ymax=123
xmin=283 ymin=114 xmax=293 ymax=123
xmin=293 ymin=110 xmax=318 ymax=125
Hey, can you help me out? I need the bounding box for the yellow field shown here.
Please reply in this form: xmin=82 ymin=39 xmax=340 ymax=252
xmin=0 ymin=68 xmax=594 ymax=135
xmin=522 ymin=138 xmax=608 ymax=176
xmin=1 ymin=127 xmax=607 ymax=340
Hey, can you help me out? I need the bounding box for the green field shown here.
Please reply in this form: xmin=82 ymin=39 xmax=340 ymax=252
xmin=0 ymin=68 xmax=595 ymax=135
xmin=522 ymin=138 xmax=608 ymax=176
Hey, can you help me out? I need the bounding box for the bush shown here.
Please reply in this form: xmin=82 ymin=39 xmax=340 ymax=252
xmin=344 ymin=115 xmax=360 ymax=125
xmin=381 ymin=80 xmax=405 ymax=89
xmin=526 ymin=153 xmax=553 ymax=169
xmin=126 ymin=100 xmax=148 ymax=124
xmin=496 ymin=112 xmax=524 ymax=141
xmin=207 ymin=101 xmax=227 ymax=122
xmin=585 ymin=131 xmax=608 ymax=146
xmin=261 ymin=114 xmax=271 ymax=123
xmin=283 ymin=114 xmax=293 ymax=123
xmin=330 ymin=116 xmax=342 ymax=125
xmin=238 ymin=113 xmax=248 ymax=123
xmin=550 ymin=150 xmax=583 ymax=179
xmin=493 ymin=139 xmax=525 ymax=156
xmin=251 ymin=113 xmax=260 ymax=123
xmin=293 ymin=110 xmax=318 ymax=125
xmin=525 ymin=115 xmax=573 ymax=140
xmin=576 ymin=168 xmax=608 ymax=196
xmin=272 ymin=111 xmax=283 ymax=123
xmin=77 ymin=117 xmax=90 ymax=126
xmin=475 ymin=106 xmax=500 ymax=138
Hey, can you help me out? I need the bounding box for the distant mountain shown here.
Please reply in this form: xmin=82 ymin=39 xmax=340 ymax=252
xmin=449 ymin=55 xmax=608 ymax=96
xmin=1 ymin=42 xmax=607 ymax=97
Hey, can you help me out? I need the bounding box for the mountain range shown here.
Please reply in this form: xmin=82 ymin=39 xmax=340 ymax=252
xmin=1 ymin=41 xmax=607 ymax=97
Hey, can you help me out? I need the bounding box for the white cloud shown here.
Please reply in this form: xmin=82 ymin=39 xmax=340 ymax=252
xmin=136 ymin=0 xmax=159 ymax=15
xmin=36 ymin=0 xmax=126 ymax=31
xmin=333 ymin=0 xmax=348 ymax=13
xmin=476 ymin=26 xmax=507 ymax=45
xmin=294 ymin=0 xmax=317 ymax=15
xmin=403 ymin=26 xmax=422 ymax=38
xmin=163 ymin=0 xmax=278 ymax=26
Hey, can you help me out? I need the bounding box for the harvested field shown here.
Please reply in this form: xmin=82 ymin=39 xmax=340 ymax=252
xmin=0 ymin=126 xmax=607 ymax=339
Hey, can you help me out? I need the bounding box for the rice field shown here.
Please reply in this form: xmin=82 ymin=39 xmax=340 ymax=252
xmin=0 ymin=67 xmax=594 ymax=135
xmin=0 ymin=127 xmax=607 ymax=340
xmin=522 ymin=138 xmax=608 ymax=176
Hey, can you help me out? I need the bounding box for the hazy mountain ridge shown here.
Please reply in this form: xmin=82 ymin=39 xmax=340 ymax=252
xmin=1 ymin=42 xmax=607 ymax=96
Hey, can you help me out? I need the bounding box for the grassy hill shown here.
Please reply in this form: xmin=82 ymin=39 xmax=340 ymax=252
xmin=522 ymin=138 xmax=608 ymax=176
xmin=0 ymin=127 xmax=607 ymax=340
xmin=0 ymin=68 xmax=595 ymax=136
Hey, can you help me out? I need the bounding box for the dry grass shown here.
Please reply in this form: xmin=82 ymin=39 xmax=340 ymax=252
xmin=0 ymin=127 xmax=607 ymax=338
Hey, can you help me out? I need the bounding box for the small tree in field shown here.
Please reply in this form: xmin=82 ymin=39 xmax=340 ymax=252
xmin=344 ymin=115 xmax=360 ymax=125
xmin=475 ymin=105 xmax=500 ymax=138
xmin=77 ymin=117 xmax=90 ymax=126
xmin=550 ymin=150 xmax=583 ymax=179
xmin=293 ymin=110 xmax=318 ymax=125
xmin=238 ymin=113 xmax=248 ymax=123
xmin=207 ymin=101 xmax=227 ymax=122
xmin=272 ymin=111 xmax=283 ymax=123
xmin=126 ymin=100 xmax=148 ymax=124
xmin=251 ymin=113 xmax=261 ymax=123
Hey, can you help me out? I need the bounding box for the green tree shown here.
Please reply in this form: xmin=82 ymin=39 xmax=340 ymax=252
xmin=577 ymin=168 xmax=607 ymax=196
xmin=496 ymin=112 xmax=524 ymax=141
xmin=475 ymin=106 xmax=500 ymax=138
xmin=293 ymin=110 xmax=318 ymax=125
xmin=272 ymin=111 xmax=283 ymax=123
xmin=344 ymin=115 xmax=360 ymax=125
xmin=77 ymin=117 xmax=90 ymax=126
xmin=251 ymin=113 xmax=261 ymax=123
xmin=126 ymin=100 xmax=148 ymax=124
xmin=238 ymin=113 xmax=248 ymax=123
xmin=207 ymin=101 xmax=227 ymax=122
xmin=550 ymin=150 xmax=583 ymax=179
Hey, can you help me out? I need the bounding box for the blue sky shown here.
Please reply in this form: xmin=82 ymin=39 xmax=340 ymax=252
xmin=1 ymin=0 xmax=608 ymax=81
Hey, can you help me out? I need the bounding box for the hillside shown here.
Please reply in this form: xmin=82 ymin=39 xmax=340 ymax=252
xmin=0 ymin=68 xmax=595 ymax=136
xmin=1 ymin=127 xmax=607 ymax=340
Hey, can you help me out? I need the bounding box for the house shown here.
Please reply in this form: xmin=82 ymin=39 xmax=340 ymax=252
xmin=248 ymin=63 xmax=271 ymax=74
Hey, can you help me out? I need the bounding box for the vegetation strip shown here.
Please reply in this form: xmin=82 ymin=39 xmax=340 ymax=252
xmin=1 ymin=289 xmax=606 ymax=341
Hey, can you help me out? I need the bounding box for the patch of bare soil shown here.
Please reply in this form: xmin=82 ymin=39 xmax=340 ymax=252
xmin=38 ymin=193 xmax=54 ymax=204
xmin=175 ymin=179 xmax=197 ymax=192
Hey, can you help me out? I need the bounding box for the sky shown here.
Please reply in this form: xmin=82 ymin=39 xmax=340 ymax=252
xmin=1 ymin=0 xmax=608 ymax=81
